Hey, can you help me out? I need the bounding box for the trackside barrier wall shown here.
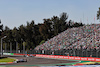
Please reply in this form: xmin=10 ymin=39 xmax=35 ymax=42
xmin=3 ymin=53 xmax=36 ymax=56
xmin=3 ymin=53 xmax=100 ymax=62
xmin=35 ymin=54 xmax=100 ymax=62
xmin=3 ymin=53 xmax=14 ymax=55
xmin=3 ymin=49 xmax=100 ymax=58
xmin=13 ymin=53 xmax=36 ymax=56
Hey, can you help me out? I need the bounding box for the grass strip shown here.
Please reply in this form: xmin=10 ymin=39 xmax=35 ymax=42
xmin=0 ymin=58 xmax=16 ymax=62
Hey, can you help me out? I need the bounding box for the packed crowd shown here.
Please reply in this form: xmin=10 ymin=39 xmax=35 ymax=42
xmin=35 ymin=24 xmax=100 ymax=51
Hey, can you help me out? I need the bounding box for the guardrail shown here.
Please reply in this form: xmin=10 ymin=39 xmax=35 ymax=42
xmin=35 ymin=54 xmax=100 ymax=62
xmin=3 ymin=53 xmax=100 ymax=62
xmin=2 ymin=49 xmax=100 ymax=58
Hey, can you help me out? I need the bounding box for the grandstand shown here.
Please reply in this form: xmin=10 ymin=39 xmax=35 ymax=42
xmin=34 ymin=24 xmax=100 ymax=57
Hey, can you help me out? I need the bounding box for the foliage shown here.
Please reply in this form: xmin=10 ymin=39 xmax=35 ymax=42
xmin=0 ymin=20 xmax=3 ymax=36
xmin=97 ymin=7 xmax=100 ymax=21
xmin=0 ymin=12 xmax=84 ymax=50
xmin=39 ymin=40 xmax=45 ymax=45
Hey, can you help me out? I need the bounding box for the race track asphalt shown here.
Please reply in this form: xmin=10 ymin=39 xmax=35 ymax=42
xmin=1 ymin=55 xmax=80 ymax=66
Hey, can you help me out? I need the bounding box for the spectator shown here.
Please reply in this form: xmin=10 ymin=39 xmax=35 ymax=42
xmin=35 ymin=24 xmax=100 ymax=53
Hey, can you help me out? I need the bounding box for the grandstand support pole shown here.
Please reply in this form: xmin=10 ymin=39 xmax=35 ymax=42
xmin=73 ymin=49 xmax=75 ymax=56
xmin=23 ymin=42 xmax=25 ymax=54
xmin=16 ymin=41 xmax=18 ymax=53
xmin=1 ymin=36 xmax=7 ymax=57
xmin=5 ymin=43 xmax=7 ymax=53
xmin=77 ymin=49 xmax=79 ymax=57
xmin=90 ymin=49 xmax=92 ymax=57
xmin=1 ymin=37 xmax=3 ymax=56
xmin=63 ymin=50 xmax=64 ymax=55
xmin=82 ymin=50 xmax=83 ymax=57
xmin=96 ymin=50 xmax=99 ymax=58
xmin=96 ymin=50 xmax=98 ymax=58
xmin=82 ymin=50 xmax=85 ymax=57
xmin=16 ymin=42 xmax=17 ymax=53
xmin=86 ymin=49 xmax=87 ymax=57
xmin=10 ymin=42 xmax=12 ymax=53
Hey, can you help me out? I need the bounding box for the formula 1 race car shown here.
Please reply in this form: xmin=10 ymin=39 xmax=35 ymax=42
xmin=16 ymin=59 xmax=27 ymax=63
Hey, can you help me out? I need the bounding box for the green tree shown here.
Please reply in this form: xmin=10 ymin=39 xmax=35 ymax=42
xmin=18 ymin=25 xmax=26 ymax=50
xmin=12 ymin=27 xmax=21 ymax=50
xmin=39 ymin=19 xmax=52 ymax=40
xmin=1 ymin=12 xmax=85 ymax=50
xmin=52 ymin=16 xmax=60 ymax=36
xmin=12 ymin=27 xmax=21 ymax=42
xmin=97 ymin=7 xmax=100 ymax=21
xmin=3 ymin=26 xmax=11 ymax=50
xmin=0 ymin=20 xmax=3 ymax=36
xmin=59 ymin=12 xmax=68 ymax=32
xmin=19 ymin=25 xmax=26 ymax=41
xmin=43 ymin=19 xmax=52 ymax=38
xmin=39 ymin=24 xmax=48 ymax=40
xmin=33 ymin=24 xmax=42 ymax=47
xmin=25 ymin=21 xmax=35 ymax=49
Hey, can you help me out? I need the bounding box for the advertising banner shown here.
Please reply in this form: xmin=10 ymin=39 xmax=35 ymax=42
xmin=36 ymin=54 xmax=100 ymax=62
